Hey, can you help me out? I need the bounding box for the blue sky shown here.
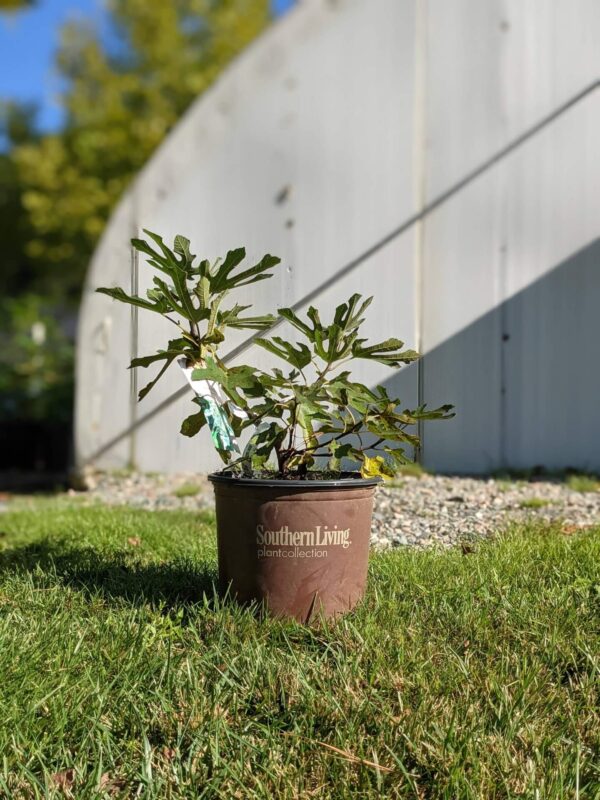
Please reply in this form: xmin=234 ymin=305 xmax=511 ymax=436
xmin=0 ymin=0 xmax=296 ymax=134
xmin=0 ymin=0 xmax=103 ymax=131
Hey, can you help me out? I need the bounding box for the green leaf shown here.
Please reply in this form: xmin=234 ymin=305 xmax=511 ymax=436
xmin=307 ymin=306 xmax=322 ymax=329
xmin=294 ymin=388 xmax=330 ymax=427
xmin=130 ymin=237 xmax=172 ymax=274
xmin=331 ymin=294 xmax=373 ymax=332
xmin=171 ymin=260 xmax=199 ymax=323
xmin=142 ymin=229 xmax=178 ymax=267
xmin=365 ymin=422 xmax=420 ymax=446
xmin=411 ymin=404 xmax=456 ymax=421
xmin=129 ymin=338 xmax=190 ymax=370
xmin=352 ymin=338 xmax=420 ymax=366
xmin=192 ymin=257 xmax=211 ymax=279
xmin=137 ymin=354 xmax=179 ymax=401
xmin=191 ymin=358 xmax=261 ymax=407
xmin=174 ymin=234 xmax=194 ymax=267
xmin=346 ymin=294 xmax=373 ymax=329
xmin=225 ymin=314 xmax=276 ymax=330
xmin=248 ymin=422 xmax=287 ymax=457
xmin=295 ymin=391 xmax=329 ymax=450
xmin=328 ymin=441 xmax=353 ymax=471
xmin=286 ymin=452 xmax=315 ymax=471
xmin=210 ymin=248 xmax=246 ymax=292
xmin=220 ymin=253 xmax=280 ymax=291
xmin=133 ymin=230 xmax=204 ymax=324
xmin=149 ymin=276 xmax=186 ymax=315
xmin=180 ymin=406 xmax=207 ymax=437
xmin=96 ymin=286 xmax=170 ymax=314
xmin=218 ymin=304 xmax=276 ymax=330
xmin=327 ymin=378 xmax=378 ymax=414
xmin=383 ymin=447 xmax=411 ymax=467
xmin=360 ymin=455 xmax=394 ymax=480
xmin=325 ymin=323 xmax=343 ymax=361
xmin=278 ymin=307 xmax=313 ymax=338
xmin=130 ymin=351 xmax=173 ymax=369
xmin=251 ymin=452 xmax=269 ymax=471
xmin=255 ymin=337 xmax=312 ymax=370
xmin=193 ymin=275 xmax=211 ymax=311
xmin=206 ymin=292 xmax=227 ymax=337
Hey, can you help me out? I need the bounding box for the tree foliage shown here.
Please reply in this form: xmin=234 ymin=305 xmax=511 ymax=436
xmin=6 ymin=0 xmax=271 ymax=303
xmin=0 ymin=1 xmax=270 ymax=427
xmin=0 ymin=0 xmax=34 ymax=9
xmin=0 ymin=294 xmax=74 ymax=423
xmin=0 ymin=103 xmax=39 ymax=299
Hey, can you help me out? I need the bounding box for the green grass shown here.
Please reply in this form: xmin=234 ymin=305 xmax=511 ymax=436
xmin=385 ymin=480 xmax=405 ymax=490
xmin=395 ymin=462 xmax=428 ymax=478
xmin=518 ymin=497 xmax=556 ymax=509
xmin=107 ymin=467 xmax=135 ymax=479
xmin=0 ymin=500 xmax=599 ymax=799
xmin=567 ymin=474 xmax=600 ymax=493
xmin=172 ymin=482 xmax=202 ymax=499
xmin=491 ymin=469 xmax=600 ymax=494
xmin=495 ymin=477 xmax=527 ymax=493
xmin=492 ymin=469 xmax=536 ymax=483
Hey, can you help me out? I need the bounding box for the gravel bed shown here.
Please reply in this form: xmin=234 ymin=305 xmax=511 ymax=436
xmin=71 ymin=471 xmax=215 ymax=513
xmin=71 ymin=470 xmax=600 ymax=550
xmin=371 ymin=475 xmax=600 ymax=550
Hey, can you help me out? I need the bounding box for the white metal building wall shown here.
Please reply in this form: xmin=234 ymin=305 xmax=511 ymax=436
xmin=75 ymin=0 xmax=600 ymax=474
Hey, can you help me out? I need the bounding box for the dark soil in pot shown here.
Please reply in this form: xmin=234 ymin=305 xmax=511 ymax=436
xmin=209 ymin=472 xmax=379 ymax=623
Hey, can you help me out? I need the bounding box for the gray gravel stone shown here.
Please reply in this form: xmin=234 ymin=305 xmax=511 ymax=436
xmin=76 ymin=470 xmax=600 ymax=551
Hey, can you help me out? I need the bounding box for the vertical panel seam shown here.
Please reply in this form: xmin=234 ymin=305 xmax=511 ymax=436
xmin=413 ymin=0 xmax=427 ymax=461
xmin=498 ymin=0 xmax=511 ymax=470
xmin=129 ymin=226 xmax=139 ymax=469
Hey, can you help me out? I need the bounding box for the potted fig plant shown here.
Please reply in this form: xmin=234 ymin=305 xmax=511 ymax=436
xmin=98 ymin=231 xmax=453 ymax=622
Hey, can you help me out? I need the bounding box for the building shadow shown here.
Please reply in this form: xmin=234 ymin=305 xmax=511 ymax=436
xmin=384 ymin=239 xmax=600 ymax=474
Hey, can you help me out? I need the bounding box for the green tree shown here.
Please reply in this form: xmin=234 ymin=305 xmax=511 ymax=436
xmin=11 ymin=0 xmax=271 ymax=303
xmin=0 ymin=294 xmax=74 ymax=423
xmin=0 ymin=103 xmax=38 ymax=298
xmin=0 ymin=1 xmax=270 ymax=433
xmin=0 ymin=1 xmax=35 ymax=9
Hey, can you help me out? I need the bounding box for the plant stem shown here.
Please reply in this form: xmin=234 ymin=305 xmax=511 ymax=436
xmin=287 ymin=401 xmax=297 ymax=453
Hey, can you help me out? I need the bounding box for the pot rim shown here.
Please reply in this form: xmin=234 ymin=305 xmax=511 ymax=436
xmin=208 ymin=471 xmax=381 ymax=489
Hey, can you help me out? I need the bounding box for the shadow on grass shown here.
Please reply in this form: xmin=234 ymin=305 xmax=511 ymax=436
xmin=0 ymin=540 xmax=219 ymax=609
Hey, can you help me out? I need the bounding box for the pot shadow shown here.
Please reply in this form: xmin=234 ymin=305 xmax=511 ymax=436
xmin=0 ymin=539 xmax=220 ymax=611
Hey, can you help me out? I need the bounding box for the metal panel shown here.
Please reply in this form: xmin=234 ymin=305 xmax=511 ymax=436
xmin=75 ymin=0 xmax=600 ymax=475
xmin=420 ymin=0 xmax=600 ymax=473
xmin=419 ymin=167 xmax=505 ymax=473
xmin=421 ymin=88 xmax=600 ymax=474
xmin=424 ymin=0 xmax=600 ymax=198
xmin=75 ymin=198 xmax=135 ymax=468
xmin=503 ymin=0 xmax=600 ymax=138
xmin=502 ymin=95 xmax=600 ymax=470
xmin=423 ymin=0 xmax=507 ymax=199
xmin=125 ymin=0 xmax=419 ymax=473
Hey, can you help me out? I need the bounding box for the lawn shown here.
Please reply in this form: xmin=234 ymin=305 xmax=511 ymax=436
xmin=0 ymin=499 xmax=599 ymax=799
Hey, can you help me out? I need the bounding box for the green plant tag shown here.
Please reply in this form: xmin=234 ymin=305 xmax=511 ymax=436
xmin=196 ymin=394 xmax=237 ymax=452
xmin=178 ymin=358 xmax=242 ymax=452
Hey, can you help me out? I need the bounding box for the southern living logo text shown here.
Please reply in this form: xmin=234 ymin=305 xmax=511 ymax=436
xmin=256 ymin=524 xmax=352 ymax=559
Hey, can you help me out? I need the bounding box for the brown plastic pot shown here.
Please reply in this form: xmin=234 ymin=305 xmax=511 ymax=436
xmin=209 ymin=472 xmax=380 ymax=623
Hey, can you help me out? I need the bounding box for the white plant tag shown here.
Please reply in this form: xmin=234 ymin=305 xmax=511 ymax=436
xmin=178 ymin=358 xmax=246 ymax=452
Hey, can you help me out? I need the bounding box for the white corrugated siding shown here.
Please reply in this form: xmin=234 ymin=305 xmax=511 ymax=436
xmin=76 ymin=0 xmax=600 ymax=474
